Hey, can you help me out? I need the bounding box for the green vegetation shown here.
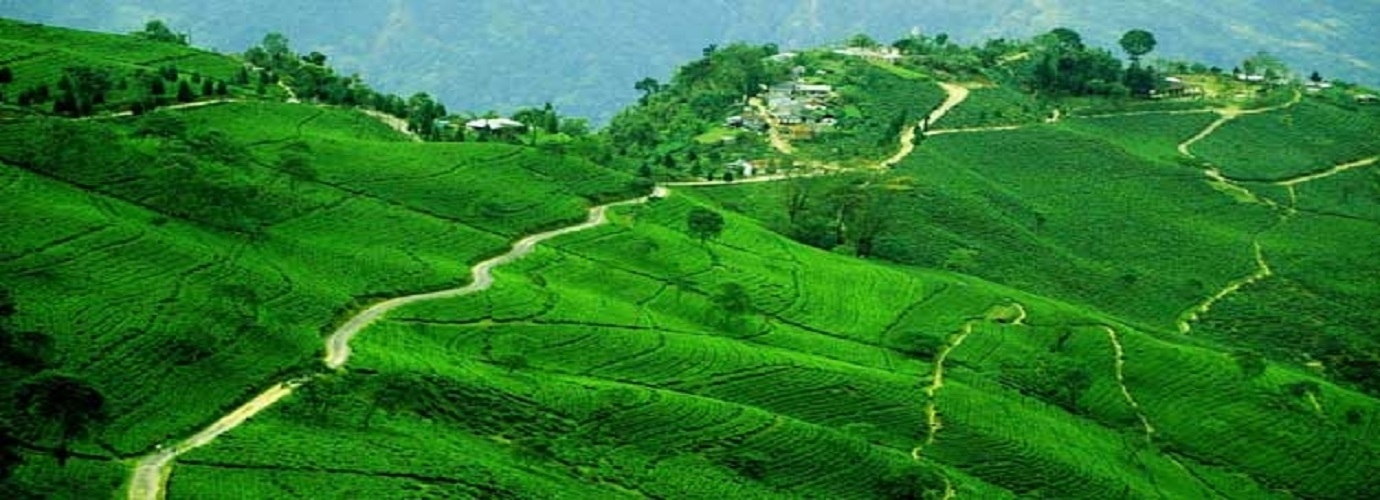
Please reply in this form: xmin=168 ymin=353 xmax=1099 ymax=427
xmin=172 ymin=192 xmax=1378 ymax=498
xmin=0 ymin=18 xmax=246 ymax=116
xmin=789 ymin=54 xmax=948 ymax=164
xmin=933 ymin=85 xmax=1050 ymax=129
xmin=1195 ymin=99 xmax=1380 ymax=180
xmin=0 ymin=43 xmax=637 ymax=493
xmin=4 ymin=17 xmax=1380 ymax=500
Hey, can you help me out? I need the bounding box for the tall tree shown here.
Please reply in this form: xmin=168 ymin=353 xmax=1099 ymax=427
xmin=634 ymin=77 xmax=661 ymax=104
xmin=175 ymin=80 xmax=196 ymax=103
xmin=1119 ymin=29 xmax=1158 ymax=62
xmin=686 ymin=207 xmax=725 ymax=244
xmin=1047 ymin=27 xmax=1085 ymax=51
xmin=13 ymin=373 xmax=107 ymax=465
xmin=714 ymin=283 xmax=753 ymax=315
xmin=133 ymin=20 xmax=187 ymax=45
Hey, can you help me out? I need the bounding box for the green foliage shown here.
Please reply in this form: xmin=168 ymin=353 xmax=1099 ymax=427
xmin=12 ymin=372 xmax=107 ymax=464
xmin=0 ymin=19 xmax=246 ymax=115
xmin=606 ymin=43 xmax=786 ymax=174
xmin=1195 ymin=99 xmax=1380 ymax=180
xmin=713 ymin=282 xmax=753 ymax=315
xmin=936 ymin=86 xmax=1049 ymax=129
xmin=1232 ymin=350 xmax=1267 ymax=379
xmin=1118 ymin=29 xmax=1157 ymax=60
xmin=793 ymin=57 xmax=948 ymax=164
xmin=686 ymin=207 xmax=725 ymax=243
xmin=131 ymin=19 xmax=187 ymax=45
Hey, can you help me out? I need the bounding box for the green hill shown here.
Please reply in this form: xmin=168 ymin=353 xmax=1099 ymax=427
xmin=3 ymin=18 xmax=1379 ymax=500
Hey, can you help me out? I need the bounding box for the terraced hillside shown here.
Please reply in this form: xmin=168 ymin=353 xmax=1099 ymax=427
xmin=163 ymin=190 xmax=1379 ymax=499
xmin=3 ymin=19 xmax=1379 ymax=500
xmin=0 ymin=97 xmax=639 ymax=496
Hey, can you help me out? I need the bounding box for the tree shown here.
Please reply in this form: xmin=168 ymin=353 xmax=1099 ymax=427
xmin=1 ymin=424 xmax=20 ymax=481
xmin=1047 ymin=27 xmax=1085 ymax=51
xmin=149 ymin=77 xmax=166 ymax=96
xmin=277 ymin=142 xmax=317 ymax=191
xmin=14 ymin=373 xmax=107 ymax=465
xmin=133 ymin=20 xmax=187 ymax=45
xmin=686 ymin=207 xmax=724 ymax=244
xmin=0 ymin=66 xmax=12 ymax=84
xmin=215 ymin=80 xmax=229 ymax=96
xmin=261 ymin=33 xmax=292 ymax=63
xmin=1118 ymin=29 xmax=1157 ymax=62
xmin=0 ymin=328 xmax=54 ymax=372
xmin=848 ymin=33 xmax=880 ymax=49
xmin=302 ymin=51 xmax=328 ymax=66
xmin=634 ymin=77 xmax=661 ymax=104
xmin=714 ymin=283 xmax=753 ymax=315
xmin=784 ymin=175 xmax=812 ymax=224
xmin=54 ymin=66 xmax=113 ymax=116
xmin=877 ymin=463 xmax=946 ymax=499
xmin=200 ymin=78 xmax=214 ymax=97
xmin=175 ymin=80 xmax=196 ymax=103
xmin=1310 ymin=70 xmax=1323 ymax=83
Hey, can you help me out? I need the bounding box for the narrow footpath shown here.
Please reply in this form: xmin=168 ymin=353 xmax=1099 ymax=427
xmin=1105 ymin=327 xmax=1155 ymax=442
xmin=1176 ymin=241 xmax=1273 ymax=334
xmin=1172 ymin=90 xmax=1300 ymax=335
xmin=913 ymin=321 xmax=975 ymax=460
xmin=880 ymin=83 xmax=969 ymax=169
xmin=128 ymin=188 xmax=667 ymax=499
xmin=126 ymin=81 xmax=976 ymax=498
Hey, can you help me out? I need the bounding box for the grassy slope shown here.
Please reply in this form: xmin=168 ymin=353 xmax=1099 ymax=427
xmin=933 ymin=85 xmax=1050 ymax=129
xmin=0 ymin=18 xmax=258 ymax=113
xmin=703 ymin=113 xmax=1276 ymax=330
xmin=0 ymin=99 xmax=636 ymax=495
xmin=172 ymin=192 xmax=1379 ymax=498
xmin=1194 ymin=99 xmax=1380 ymax=181
xmin=5 ymin=20 xmax=1378 ymax=500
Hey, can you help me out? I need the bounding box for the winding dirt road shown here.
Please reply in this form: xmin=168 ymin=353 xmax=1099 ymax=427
xmin=1177 ymin=89 xmax=1301 ymax=158
xmin=126 ymin=81 xmax=976 ymax=498
xmin=128 ymin=186 xmax=667 ymax=500
xmin=1172 ymin=91 xmax=1301 ymax=335
xmin=358 ymin=109 xmax=422 ymax=142
xmin=748 ymin=96 xmax=795 ymax=155
xmin=880 ymin=83 xmax=969 ymax=169
xmin=1274 ymin=156 xmax=1379 ymax=186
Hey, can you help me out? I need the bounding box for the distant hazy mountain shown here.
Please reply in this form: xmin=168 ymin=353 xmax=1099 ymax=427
xmin=4 ymin=1 xmax=1377 ymax=123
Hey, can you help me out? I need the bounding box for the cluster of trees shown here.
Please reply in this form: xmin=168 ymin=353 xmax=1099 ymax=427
xmin=606 ymin=43 xmax=789 ymax=175
xmin=131 ymin=19 xmax=188 ymax=45
xmin=780 ymin=176 xmax=897 ymax=258
xmin=7 ymin=64 xmax=228 ymax=118
xmin=1022 ymin=28 xmax=1152 ymax=97
xmin=238 ymin=32 xmax=452 ymax=140
xmin=16 ymin=116 xmax=289 ymax=237
xmin=1 ymin=285 xmax=108 ymax=485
